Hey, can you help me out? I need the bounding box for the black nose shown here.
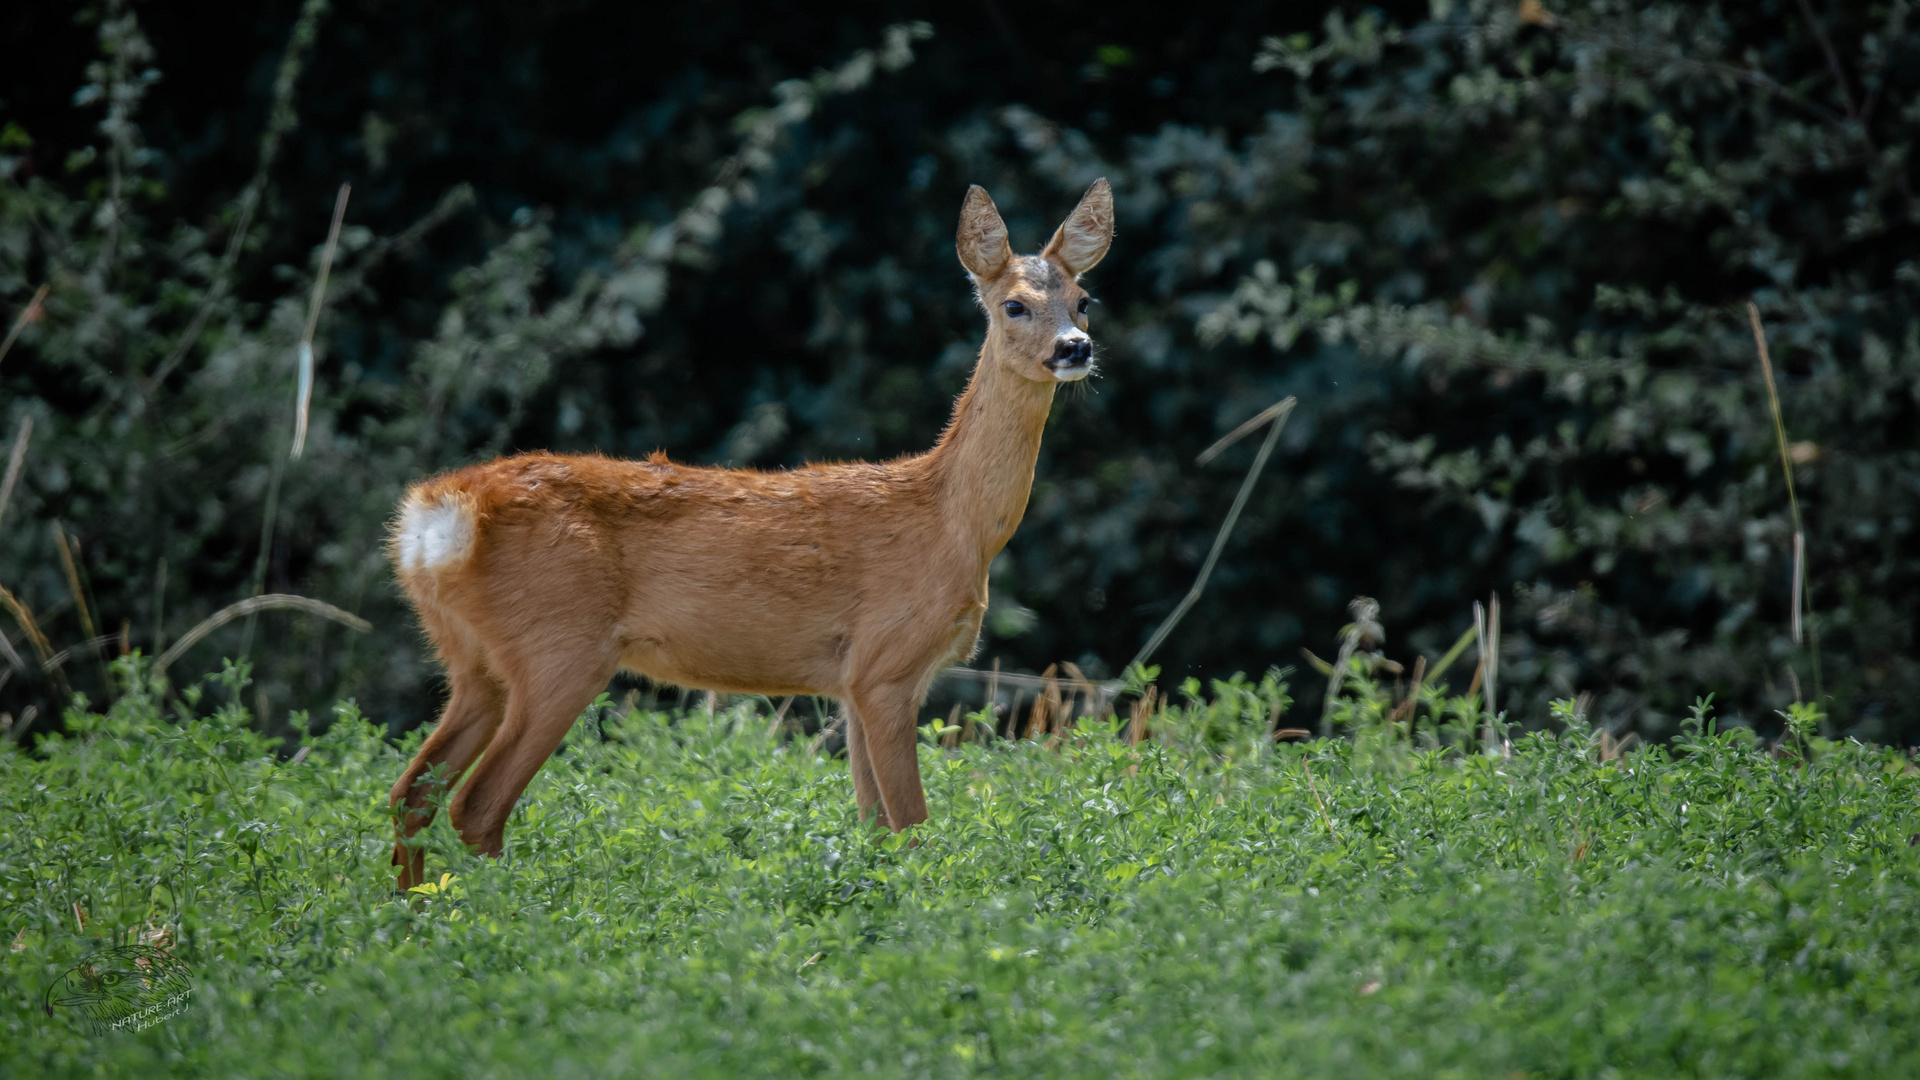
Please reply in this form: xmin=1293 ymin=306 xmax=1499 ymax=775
xmin=1052 ymin=338 xmax=1092 ymax=365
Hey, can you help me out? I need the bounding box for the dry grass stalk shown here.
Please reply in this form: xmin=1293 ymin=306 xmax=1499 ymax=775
xmin=1472 ymin=594 xmax=1503 ymax=754
xmin=1319 ymin=596 xmax=1381 ymax=737
xmin=1388 ymin=654 xmax=1427 ymax=731
xmin=42 ymin=634 xmax=119 ymax=673
xmin=1748 ymin=302 xmax=1810 ymax=648
xmin=1492 ymin=597 xmax=1506 ymax=756
xmin=3 ymin=705 xmax=36 ymax=744
xmin=805 ymin=711 xmax=846 ymax=757
xmin=763 ymin=695 xmax=796 ymax=741
xmin=1127 ymin=685 xmax=1157 ymax=746
xmin=1127 ymin=397 xmax=1296 ymax=673
xmin=941 ymin=701 xmax=964 ymax=748
xmin=0 ymin=581 xmax=64 ymax=736
xmin=51 ymin=523 xmax=101 ymax=652
xmin=1790 ymin=532 xmax=1805 ymax=645
xmin=0 ymin=584 xmax=56 ymax=667
xmin=1050 ymin=683 xmax=1075 ymax=743
xmin=1196 ymin=397 xmax=1295 ymax=466
xmin=1028 ymin=665 xmax=1077 ymax=748
xmin=0 ymin=415 xmax=31 ymax=532
xmin=1026 ymin=663 xmax=1060 ymax=741
xmin=292 ymin=183 xmax=351 ymax=460
xmin=1598 ymin=729 xmax=1640 ymax=763
xmin=1061 ymin=661 xmax=1114 ymax=726
xmin=0 ymin=622 xmax=23 ymax=674
xmin=985 ymin=657 xmax=1001 ymax=737
xmin=943 ymin=662 xmax=1120 ymax=732
xmin=0 ymin=284 xmax=49 ymax=369
xmin=154 ymin=593 xmax=370 ymax=678
xmin=1480 ymin=595 xmax=1501 ymax=714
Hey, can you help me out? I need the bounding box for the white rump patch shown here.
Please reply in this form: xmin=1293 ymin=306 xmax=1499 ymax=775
xmin=397 ymin=494 xmax=474 ymax=573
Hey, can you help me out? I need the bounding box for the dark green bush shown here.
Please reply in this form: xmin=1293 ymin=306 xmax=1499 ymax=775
xmin=2 ymin=1 xmax=1915 ymax=740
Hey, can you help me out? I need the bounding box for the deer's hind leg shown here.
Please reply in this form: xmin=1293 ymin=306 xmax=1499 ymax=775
xmin=447 ymin=646 xmax=620 ymax=859
xmin=390 ymin=650 xmax=508 ymax=890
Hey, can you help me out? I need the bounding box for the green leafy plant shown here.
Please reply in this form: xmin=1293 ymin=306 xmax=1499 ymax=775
xmin=4 ymin=659 xmax=1918 ymax=1075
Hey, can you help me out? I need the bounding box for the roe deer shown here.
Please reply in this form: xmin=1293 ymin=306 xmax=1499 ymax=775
xmin=387 ymin=179 xmax=1114 ymax=889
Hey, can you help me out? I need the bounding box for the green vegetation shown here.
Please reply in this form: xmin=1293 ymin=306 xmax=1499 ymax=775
xmin=6 ymin=658 xmax=1917 ymax=1077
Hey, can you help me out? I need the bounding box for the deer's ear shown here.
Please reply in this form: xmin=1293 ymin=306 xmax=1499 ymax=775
xmin=1041 ymin=178 xmax=1114 ymax=279
xmin=956 ymin=185 xmax=1013 ymax=282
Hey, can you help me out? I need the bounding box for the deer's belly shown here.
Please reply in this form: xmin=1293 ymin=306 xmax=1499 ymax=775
xmin=614 ymin=590 xmax=854 ymax=696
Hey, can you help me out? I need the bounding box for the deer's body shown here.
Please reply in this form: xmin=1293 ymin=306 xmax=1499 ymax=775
xmin=389 ymin=180 xmax=1113 ymax=889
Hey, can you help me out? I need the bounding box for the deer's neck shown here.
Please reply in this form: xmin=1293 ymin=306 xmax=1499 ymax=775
xmin=927 ymin=342 xmax=1058 ymax=566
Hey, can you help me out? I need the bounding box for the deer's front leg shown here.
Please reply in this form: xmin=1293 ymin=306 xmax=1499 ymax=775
xmin=843 ymin=703 xmax=884 ymax=823
xmin=846 ymin=680 xmax=928 ymax=831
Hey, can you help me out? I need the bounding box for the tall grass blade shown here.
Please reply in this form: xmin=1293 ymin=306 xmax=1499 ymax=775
xmin=51 ymin=523 xmax=100 ymax=648
xmin=1320 ymin=596 xmax=1379 ymax=738
xmin=152 ymin=556 xmax=168 ymax=654
xmin=1748 ymin=301 xmax=1822 ymax=694
xmin=0 ymin=581 xmax=68 ymax=709
xmin=0 ymin=284 xmax=48 ymax=369
xmin=0 ymin=415 xmax=31 ymax=533
xmin=1748 ymin=302 xmax=1804 ymax=643
xmin=1129 ymin=397 xmax=1295 ymax=672
xmin=1473 ymin=598 xmax=1496 ymax=751
xmin=1423 ymin=625 xmax=1478 ymax=687
xmin=154 ymin=593 xmax=370 ymax=679
xmin=1791 ymin=531 xmax=1804 ymax=646
xmin=1486 ymin=593 xmax=1500 ymax=714
xmin=0 ymin=621 xmax=20 ymax=676
xmin=0 ymin=584 xmax=56 ymax=668
xmin=292 ymin=182 xmax=351 ymax=460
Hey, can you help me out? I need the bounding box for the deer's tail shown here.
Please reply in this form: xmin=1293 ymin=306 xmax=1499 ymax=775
xmin=390 ymin=482 xmax=480 ymax=600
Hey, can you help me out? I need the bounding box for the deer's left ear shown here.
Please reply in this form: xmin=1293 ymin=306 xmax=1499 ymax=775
xmin=1041 ymin=178 xmax=1114 ymax=279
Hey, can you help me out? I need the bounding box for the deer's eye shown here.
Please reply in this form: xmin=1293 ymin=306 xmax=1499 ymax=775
xmin=1077 ymin=297 xmax=1090 ymax=315
xmin=1003 ymin=301 xmax=1027 ymax=317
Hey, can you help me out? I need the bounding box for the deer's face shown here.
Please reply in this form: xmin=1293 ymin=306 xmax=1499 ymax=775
xmin=981 ymin=257 xmax=1096 ymax=383
xmin=955 ymin=179 xmax=1114 ymax=385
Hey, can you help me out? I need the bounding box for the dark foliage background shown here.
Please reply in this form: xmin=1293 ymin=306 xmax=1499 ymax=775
xmin=2 ymin=0 xmax=1914 ymax=742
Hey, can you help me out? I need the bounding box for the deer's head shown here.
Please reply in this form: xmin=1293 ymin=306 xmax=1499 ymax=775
xmin=957 ymin=179 xmax=1114 ymax=384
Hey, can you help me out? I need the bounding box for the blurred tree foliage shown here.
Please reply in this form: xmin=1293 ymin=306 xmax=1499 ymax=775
xmin=1 ymin=0 xmax=1915 ymax=741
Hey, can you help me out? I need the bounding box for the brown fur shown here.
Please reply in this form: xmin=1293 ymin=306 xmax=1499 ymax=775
xmin=387 ymin=180 xmax=1115 ymax=889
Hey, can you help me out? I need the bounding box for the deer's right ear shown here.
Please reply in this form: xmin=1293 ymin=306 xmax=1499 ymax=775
xmin=956 ymin=185 xmax=1013 ymax=282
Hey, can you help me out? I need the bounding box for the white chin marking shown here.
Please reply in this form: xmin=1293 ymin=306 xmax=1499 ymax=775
xmin=397 ymin=494 xmax=474 ymax=572
xmin=1050 ymin=364 xmax=1092 ymax=383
